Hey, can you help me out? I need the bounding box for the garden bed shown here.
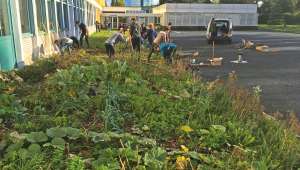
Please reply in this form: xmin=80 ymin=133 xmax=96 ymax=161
xmin=0 ymin=32 xmax=299 ymax=169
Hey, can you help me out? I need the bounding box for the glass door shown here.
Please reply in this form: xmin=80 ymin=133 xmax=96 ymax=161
xmin=0 ymin=0 xmax=16 ymax=71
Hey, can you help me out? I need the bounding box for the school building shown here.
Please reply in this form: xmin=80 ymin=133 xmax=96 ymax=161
xmin=0 ymin=0 xmax=102 ymax=71
xmin=0 ymin=2 xmax=258 ymax=71
xmin=101 ymin=3 xmax=258 ymax=29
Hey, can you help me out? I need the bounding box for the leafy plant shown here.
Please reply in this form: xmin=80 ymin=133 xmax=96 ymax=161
xmin=67 ymin=155 xmax=85 ymax=170
xmin=51 ymin=138 xmax=66 ymax=148
xmin=26 ymin=132 xmax=48 ymax=143
xmin=46 ymin=127 xmax=67 ymax=138
xmin=143 ymin=147 xmax=167 ymax=169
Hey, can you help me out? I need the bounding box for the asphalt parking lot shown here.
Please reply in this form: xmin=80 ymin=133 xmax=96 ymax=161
xmin=172 ymin=31 xmax=300 ymax=116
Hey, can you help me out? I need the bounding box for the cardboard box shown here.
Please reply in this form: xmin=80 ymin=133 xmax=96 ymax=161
xmin=210 ymin=57 xmax=223 ymax=66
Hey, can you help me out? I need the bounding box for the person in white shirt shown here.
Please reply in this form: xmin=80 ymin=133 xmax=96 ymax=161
xmin=147 ymin=27 xmax=169 ymax=61
xmin=54 ymin=37 xmax=73 ymax=55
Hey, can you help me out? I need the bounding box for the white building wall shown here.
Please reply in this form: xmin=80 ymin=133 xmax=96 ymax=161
xmin=15 ymin=0 xmax=100 ymax=66
xmin=153 ymin=3 xmax=258 ymax=27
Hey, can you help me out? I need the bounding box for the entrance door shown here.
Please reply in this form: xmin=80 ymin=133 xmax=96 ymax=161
xmin=0 ymin=0 xmax=16 ymax=71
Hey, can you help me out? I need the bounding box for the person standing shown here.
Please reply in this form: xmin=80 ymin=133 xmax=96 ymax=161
xmin=167 ymin=22 xmax=172 ymax=42
xmin=95 ymin=21 xmax=101 ymax=32
xmin=209 ymin=18 xmax=217 ymax=42
xmin=144 ymin=23 xmax=157 ymax=48
xmin=129 ymin=18 xmax=141 ymax=56
xmin=76 ymin=21 xmax=89 ymax=48
xmin=104 ymin=28 xmax=126 ymax=59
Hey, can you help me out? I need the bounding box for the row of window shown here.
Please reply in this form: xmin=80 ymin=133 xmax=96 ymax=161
xmin=19 ymin=0 xmax=96 ymax=35
xmin=0 ymin=0 xmax=11 ymax=36
xmin=168 ymin=13 xmax=257 ymax=26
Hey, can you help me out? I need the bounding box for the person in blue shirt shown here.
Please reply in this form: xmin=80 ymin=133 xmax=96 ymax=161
xmin=144 ymin=23 xmax=157 ymax=48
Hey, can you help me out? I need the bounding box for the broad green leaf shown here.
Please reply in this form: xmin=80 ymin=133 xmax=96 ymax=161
xmin=26 ymin=132 xmax=48 ymax=143
xmin=188 ymin=151 xmax=200 ymax=160
xmin=199 ymin=129 xmax=210 ymax=135
xmin=90 ymin=132 xmax=111 ymax=143
xmin=46 ymin=127 xmax=67 ymax=138
xmin=211 ymin=125 xmax=226 ymax=133
xmin=64 ymin=127 xmax=81 ymax=140
xmin=51 ymin=137 xmax=66 ymax=147
xmin=28 ymin=144 xmax=41 ymax=154
xmin=6 ymin=141 xmax=24 ymax=153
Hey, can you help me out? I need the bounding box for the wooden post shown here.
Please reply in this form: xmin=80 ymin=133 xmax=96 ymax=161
xmin=212 ymin=41 xmax=215 ymax=58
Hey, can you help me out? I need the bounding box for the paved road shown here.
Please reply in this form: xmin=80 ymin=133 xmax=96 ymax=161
xmin=172 ymin=31 xmax=300 ymax=116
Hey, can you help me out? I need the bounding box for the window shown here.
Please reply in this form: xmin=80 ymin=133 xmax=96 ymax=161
xmin=56 ymin=1 xmax=63 ymax=31
xmin=36 ymin=0 xmax=47 ymax=32
xmin=48 ymin=0 xmax=56 ymax=31
xmin=19 ymin=0 xmax=34 ymax=34
xmin=63 ymin=4 xmax=69 ymax=30
xmin=74 ymin=7 xmax=78 ymax=22
xmin=0 ymin=0 xmax=10 ymax=36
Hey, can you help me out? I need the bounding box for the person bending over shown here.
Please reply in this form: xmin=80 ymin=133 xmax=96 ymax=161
xmin=147 ymin=27 xmax=168 ymax=61
xmin=76 ymin=21 xmax=89 ymax=48
xmin=104 ymin=28 xmax=126 ymax=58
xmin=54 ymin=37 xmax=73 ymax=55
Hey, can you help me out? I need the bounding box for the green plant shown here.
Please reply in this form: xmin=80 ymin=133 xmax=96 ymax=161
xmin=67 ymin=155 xmax=85 ymax=170
xmin=1 ymin=149 xmax=45 ymax=170
xmin=201 ymin=125 xmax=228 ymax=150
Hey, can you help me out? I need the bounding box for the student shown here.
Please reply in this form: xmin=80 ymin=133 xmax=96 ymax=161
xmin=104 ymin=28 xmax=126 ymax=58
xmin=209 ymin=18 xmax=217 ymax=42
xmin=95 ymin=21 xmax=101 ymax=32
xmin=54 ymin=37 xmax=73 ymax=55
xmin=108 ymin=23 xmax=112 ymax=31
xmin=159 ymin=42 xmax=177 ymax=64
xmin=141 ymin=23 xmax=147 ymax=39
xmin=76 ymin=21 xmax=89 ymax=48
xmin=129 ymin=18 xmax=141 ymax=54
xmin=167 ymin=22 xmax=172 ymax=42
xmin=144 ymin=23 xmax=157 ymax=48
xmin=147 ymin=27 xmax=168 ymax=61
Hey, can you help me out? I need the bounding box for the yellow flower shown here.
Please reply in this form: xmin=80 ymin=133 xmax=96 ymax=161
xmin=180 ymin=145 xmax=189 ymax=153
xmin=68 ymin=89 xmax=76 ymax=97
xmin=176 ymin=156 xmax=189 ymax=170
xmin=180 ymin=125 xmax=193 ymax=133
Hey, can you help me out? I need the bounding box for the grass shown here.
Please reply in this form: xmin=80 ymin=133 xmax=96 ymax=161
xmin=259 ymin=24 xmax=300 ymax=34
xmin=89 ymin=30 xmax=114 ymax=50
xmin=0 ymin=32 xmax=300 ymax=169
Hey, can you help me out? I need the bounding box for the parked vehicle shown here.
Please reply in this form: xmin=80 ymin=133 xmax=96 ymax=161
xmin=206 ymin=18 xmax=233 ymax=44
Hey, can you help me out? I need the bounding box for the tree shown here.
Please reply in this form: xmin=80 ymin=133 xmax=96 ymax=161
xmin=111 ymin=0 xmax=125 ymax=6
